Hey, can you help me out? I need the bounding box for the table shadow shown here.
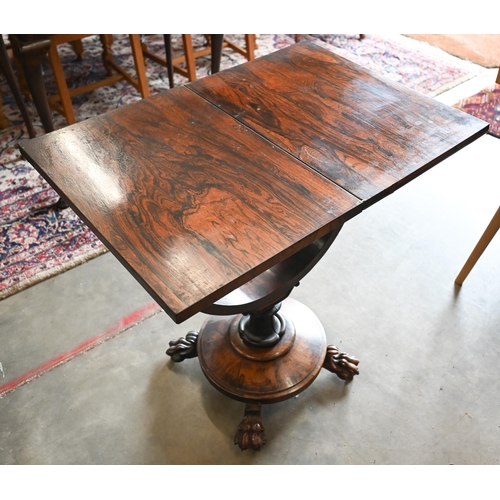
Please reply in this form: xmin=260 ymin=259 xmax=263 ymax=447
xmin=145 ymin=357 xmax=352 ymax=463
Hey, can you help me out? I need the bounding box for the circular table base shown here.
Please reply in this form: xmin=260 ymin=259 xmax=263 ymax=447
xmin=198 ymin=298 xmax=327 ymax=404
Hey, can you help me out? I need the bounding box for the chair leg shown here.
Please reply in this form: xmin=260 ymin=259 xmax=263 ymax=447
xmin=99 ymin=34 xmax=114 ymax=76
xmin=70 ymin=39 xmax=84 ymax=60
xmin=210 ymin=35 xmax=223 ymax=74
xmin=129 ymin=34 xmax=150 ymax=98
xmin=48 ymin=40 xmax=76 ymax=125
xmin=455 ymin=206 xmax=500 ymax=285
xmin=245 ymin=34 xmax=256 ymax=60
xmin=182 ymin=34 xmax=197 ymax=81
xmin=9 ymin=35 xmax=54 ymax=133
xmin=163 ymin=35 xmax=175 ymax=88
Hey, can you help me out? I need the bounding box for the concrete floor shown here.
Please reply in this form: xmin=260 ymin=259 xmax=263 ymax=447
xmin=1 ymin=43 xmax=500 ymax=466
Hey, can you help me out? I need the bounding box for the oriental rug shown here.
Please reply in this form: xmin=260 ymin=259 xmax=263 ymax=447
xmin=454 ymin=84 xmax=500 ymax=139
xmin=0 ymin=34 xmax=477 ymax=299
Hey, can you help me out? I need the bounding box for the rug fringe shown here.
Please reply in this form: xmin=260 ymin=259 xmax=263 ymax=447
xmin=0 ymin=245 xmax=108 ymax=301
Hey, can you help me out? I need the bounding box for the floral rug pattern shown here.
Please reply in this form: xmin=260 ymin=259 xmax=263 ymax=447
xmin=454 ymin=83 xmax=500 ymax=139
xmin=0 ymin=34 xmax=477 ymax=298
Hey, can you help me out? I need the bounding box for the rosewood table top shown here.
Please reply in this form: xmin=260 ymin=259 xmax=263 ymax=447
xmin=20 ymin=41 xmax=488 ymax=324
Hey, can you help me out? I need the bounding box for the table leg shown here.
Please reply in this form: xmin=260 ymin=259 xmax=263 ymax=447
xmin=234 ymin=403 xmax=266 ymax=451
xmin=167 ymin=297 xmax=359 ymax=450
xmin=166 ymin=228 xmax=359 ymax=450
xmin=323 ymin=345 xmax=360 ymax=381
xmin=166 ymin=330 xmax=198 ymax=361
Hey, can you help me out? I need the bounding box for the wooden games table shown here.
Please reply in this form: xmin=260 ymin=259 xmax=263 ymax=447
xmin=20 ymin=41 xmax=488 ymax=451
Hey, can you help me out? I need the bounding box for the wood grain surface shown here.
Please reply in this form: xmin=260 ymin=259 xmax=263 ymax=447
xmin=205 ymin=226 xmax=342 ymax=315
xmin=20 ymin=86 xmax=359 ymax=323
xmin=20 ymin=42 xmax=489 ymax=324
xmin=198 ymin=298 xmax=327 ymax=403
xmin=190 ymin=41 xmax=489 ymax=204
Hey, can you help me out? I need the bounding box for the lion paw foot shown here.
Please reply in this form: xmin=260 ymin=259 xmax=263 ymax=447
xmin=234 ymin=404 xmax=267 ymax=451
xmin=166 ymin=331 xmax=199 ymax=362
xmin=323 ymin=344 xmax=359 ymax=381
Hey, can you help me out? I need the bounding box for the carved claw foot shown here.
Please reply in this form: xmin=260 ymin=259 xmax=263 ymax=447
xmin=166 ymin=331 xmax=199 ymax=362
xmin=234 ymin=403 xmax=267 ymax=451
xmin=323 ymin=345 xmax=359 ymax=381
xmin=55 ymin=197 xmax=69 ymax=209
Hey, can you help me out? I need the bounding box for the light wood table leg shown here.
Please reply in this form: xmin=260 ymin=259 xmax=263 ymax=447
xmin=455 ymin=205 xmax=500 ymax=285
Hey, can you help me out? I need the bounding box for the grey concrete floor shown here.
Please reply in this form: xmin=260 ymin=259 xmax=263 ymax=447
xmin=1 ymin=49 xmax=500 ymax=466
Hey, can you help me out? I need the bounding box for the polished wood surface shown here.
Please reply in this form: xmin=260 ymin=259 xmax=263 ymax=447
xmin=20 ymin=41 xmax=488 ymax=324
xmin=20 ymin=85 xmax=360 ymax=323
xmin=190 ymin=41 xmax=488 ymax=204
xmin=198 ymin=298 xmax=327 ymax=403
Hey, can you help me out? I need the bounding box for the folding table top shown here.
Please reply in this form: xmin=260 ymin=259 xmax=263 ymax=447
xmin=20 ymin=41 xmax=488 ymax=323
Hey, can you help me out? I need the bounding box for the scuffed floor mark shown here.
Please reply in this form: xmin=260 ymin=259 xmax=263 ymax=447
xmin=0 ymin=302 xmax=161 ymax=399
xmin=0 ymin=363 xmax=4 ymax=378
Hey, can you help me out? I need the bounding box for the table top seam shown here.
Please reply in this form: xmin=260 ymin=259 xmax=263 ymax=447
xmin=185 ymin=84 xmax=364 ymax=204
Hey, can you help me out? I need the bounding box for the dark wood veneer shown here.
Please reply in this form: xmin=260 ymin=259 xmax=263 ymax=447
xmin=190 ymin=41 xmax=488 ymax=204
xmin=20 ymin=85 xmax=360 ymax=323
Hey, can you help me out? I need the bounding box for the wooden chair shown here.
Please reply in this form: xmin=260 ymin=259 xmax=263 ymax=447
xmin=141 ymin=35 xmax=257 ymax=84
xmin=46 ymin=34 xmax=150 ymax=125
xmin=224 ymin=35 xmax=256 ymax=61
xmin=455 ymin=205 xmax=500 ymax=285
xmin=0 ymin=36 xmax=36 ymax=137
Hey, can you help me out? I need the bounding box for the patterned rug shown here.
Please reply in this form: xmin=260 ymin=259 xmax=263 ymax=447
xmin=0 ymin=34 xmax=477 ymax=299
xmin=454 ymin=84 xmax=500 ymax=139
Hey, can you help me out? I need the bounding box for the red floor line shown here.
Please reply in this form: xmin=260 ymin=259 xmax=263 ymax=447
xmin=0 ymin=302 xmax=161 ymax=398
